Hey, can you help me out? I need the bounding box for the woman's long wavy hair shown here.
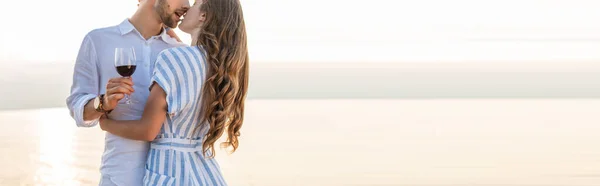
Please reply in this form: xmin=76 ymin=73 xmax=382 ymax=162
xmin=193 ymin=0 xmax=248 ymax=158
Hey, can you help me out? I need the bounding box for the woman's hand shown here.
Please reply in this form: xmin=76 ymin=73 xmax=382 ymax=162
xmin=167 ymin=29 xmax=182 ymax=42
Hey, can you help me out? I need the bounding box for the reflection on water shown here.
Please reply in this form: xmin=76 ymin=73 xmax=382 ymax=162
xmin=34 ymin=109 xmax=77 ymax=185
xmin=0 ymin=108 xmax=105 ymax=186
xmin=1 ymin=100 xmax=600 ymax=186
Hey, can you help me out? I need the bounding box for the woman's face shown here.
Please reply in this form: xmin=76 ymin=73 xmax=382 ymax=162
xmin=178 ymin=0 xmax=205 ymax=34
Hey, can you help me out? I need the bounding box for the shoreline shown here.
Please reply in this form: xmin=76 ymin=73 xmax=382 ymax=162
xmin=2 ymin=61 xmax=600 ymax=110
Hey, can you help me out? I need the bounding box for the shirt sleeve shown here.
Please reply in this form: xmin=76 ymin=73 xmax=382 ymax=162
xmin=151 ymin=49 xmax=189 ymax=116
xmin=66 ymin=34 xmax=100 ymax=127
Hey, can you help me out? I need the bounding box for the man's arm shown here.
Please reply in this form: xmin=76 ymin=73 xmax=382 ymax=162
xmin=66 ymin=34 xmax=103 ymax=127
xmin=99 ymin=83 xmax=168 ymax=141
xmin=66 ymin=34 xmax=134 ymax=127
xmin=81 ymin=78 xmax=133 ymax=121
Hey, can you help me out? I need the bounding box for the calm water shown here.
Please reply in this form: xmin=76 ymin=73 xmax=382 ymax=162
xmin=1 ymin=99 xmax=600 ymax=186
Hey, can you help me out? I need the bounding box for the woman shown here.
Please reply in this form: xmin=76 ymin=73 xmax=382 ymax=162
xmin=99 ymin=0 xmax=248 ymax=185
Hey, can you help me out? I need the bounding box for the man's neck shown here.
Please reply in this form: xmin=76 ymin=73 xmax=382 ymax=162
xmin=129 ymin=7 xmax=164 ymax=40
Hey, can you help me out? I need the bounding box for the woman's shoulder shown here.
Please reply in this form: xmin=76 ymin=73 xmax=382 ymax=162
xmin=159 ymin=46 xmax=202 ymax=56
xmin=157 ymin=46 xmax=204 ymax=63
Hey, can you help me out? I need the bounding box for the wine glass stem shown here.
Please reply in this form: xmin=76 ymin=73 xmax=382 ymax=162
xmin=125 ymin=76 xmax=132 ymax=104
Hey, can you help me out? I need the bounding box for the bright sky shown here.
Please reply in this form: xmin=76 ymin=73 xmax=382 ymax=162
xmin=1 ymin=0 xmax=600 ymax=63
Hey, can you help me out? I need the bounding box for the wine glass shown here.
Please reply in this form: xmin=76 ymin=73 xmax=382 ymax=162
xmin=114 ymin=47 xmax=137 ymax=104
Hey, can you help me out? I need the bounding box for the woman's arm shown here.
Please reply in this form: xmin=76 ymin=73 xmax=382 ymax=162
xmin=99 ymin=84 xmax=168 ymax=141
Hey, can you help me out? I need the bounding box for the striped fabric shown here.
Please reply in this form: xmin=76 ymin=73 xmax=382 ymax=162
xmin=146 ymin=46 xmax=227 ymax=186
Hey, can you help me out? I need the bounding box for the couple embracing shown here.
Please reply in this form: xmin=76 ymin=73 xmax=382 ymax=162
xmin=66 ymin=0 xmax=248 ymax=185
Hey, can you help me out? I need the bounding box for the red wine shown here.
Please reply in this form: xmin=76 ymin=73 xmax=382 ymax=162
xmin=116 ymin=65 xmax=137 ymax=77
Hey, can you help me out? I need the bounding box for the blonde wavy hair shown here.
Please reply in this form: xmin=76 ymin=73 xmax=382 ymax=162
xmin=193 ymin=0 xmax=249 ymax=158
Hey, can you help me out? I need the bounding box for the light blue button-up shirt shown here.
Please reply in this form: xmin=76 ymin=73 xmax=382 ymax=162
xmin=66 ymin=19 xmax=186 ymax=186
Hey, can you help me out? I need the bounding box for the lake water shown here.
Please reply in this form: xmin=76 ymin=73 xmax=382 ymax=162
xmin=1 ymin=99 xmax=599 ymax=186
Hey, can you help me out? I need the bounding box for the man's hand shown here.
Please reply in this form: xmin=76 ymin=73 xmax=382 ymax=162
xmin=166 ymin=29 xmax=182 ymax=42
xmin=103 ymin=77 xmax=134 ymax=111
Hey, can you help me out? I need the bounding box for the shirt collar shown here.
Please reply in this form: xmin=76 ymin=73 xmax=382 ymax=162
xmin=118 ymin=19 xmax=136 ymax=35
xmin=118 ymin=18 xmax=178 ymax=44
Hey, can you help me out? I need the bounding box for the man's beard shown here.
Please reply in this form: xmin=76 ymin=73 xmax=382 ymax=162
xmin=156 ymin=0 xmax=177 ymax=28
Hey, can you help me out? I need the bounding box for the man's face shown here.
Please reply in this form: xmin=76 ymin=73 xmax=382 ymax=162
xmin=155 ymin=0 xmax=190 ymax=28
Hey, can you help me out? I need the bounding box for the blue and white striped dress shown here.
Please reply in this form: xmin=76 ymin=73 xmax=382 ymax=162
xmin=145 ymin=46 xmax=227 ymax=186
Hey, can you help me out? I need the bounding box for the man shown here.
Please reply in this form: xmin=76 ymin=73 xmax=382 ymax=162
xmin=66 ymin=0 xmax=189 ymax=185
